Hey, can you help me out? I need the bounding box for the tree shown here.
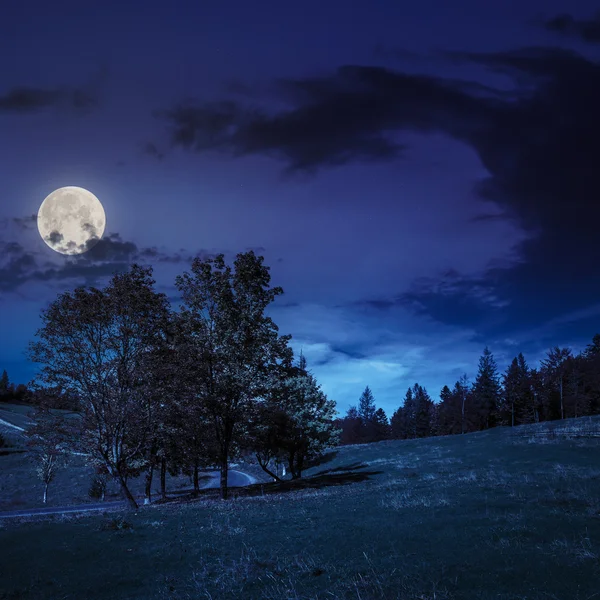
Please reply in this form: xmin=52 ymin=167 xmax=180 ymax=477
xmin=580 ymin=334 xmax=600 ymax=415
xmin=413 ymin=384 xmax=434 ymax=438
xmin=248 ymin=355 xmax=339 ymax=479
xmin=25 ymin=406 xmax=70 ymax=503
xmin=339 ymin=405 xmax=362 ymax=445
xmin=501 ymin=353 xmax=533 ymax=427
xmin=358 ymin=386 xmax=376 ymax=425
xmin=437 ymin=385 xmax=453 ymax=436
xmin=529 ymin=368 xmax=543 ymax=423
xmin=391 ymin=387 xmax=417 ymax=439
xmin=372 ymin=407 xmax=391 ymax=441
xmin=472 ymin=348 xmax=501 ymax=429
xmin=541 ymin=347 xmax=573 ymax=420
xmin=0 ymin=370 xmax=9 ymax=398
xmin=175 ymin=251 xmax=294 ymax=500
xmin=27 ymin=264 xmax=170 ymax=510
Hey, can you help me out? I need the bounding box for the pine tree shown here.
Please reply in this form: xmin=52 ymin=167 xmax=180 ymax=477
xmin=341 ymin=405 xmax=362 ymax=444
xmin=0 ymin=370 xmax=9 ymax=399
xmin=372 ymin=407 xmax=390 ymax=441
xmin=541 ymin=347 xmax=572 ymax=420
xmin=403 ymin=387 xmax=417 ymax=439
xmin=358 ymin=386 xmax=376 ymax=424
xmin=581 ymin=334 xmax=600 ymax=415
xmin=390 ymin=405 xmax=405 ymax=439
xmin=501 ymin=355 xmax=532 ymax=427
xmin=413 ymin=384 xmax=433 ymax=438
xmin=472 ymin=347 xmax=501 ymax=429
xmin=0 ymin=369 xmax=9 ymax=394
xmin=437 ymin=385 xmax=452 ymax=435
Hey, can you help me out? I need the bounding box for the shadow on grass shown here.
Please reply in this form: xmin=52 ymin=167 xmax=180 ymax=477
xmin=304 ymin=450 xmax=339 ymax=470
xmin=156 ymin=465 xmax=383 ymax=505
xmin=314 ymin=462 xmax=370 ymax=476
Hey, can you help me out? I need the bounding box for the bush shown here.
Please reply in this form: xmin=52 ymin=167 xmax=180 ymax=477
xmin=88 ymin=475 xmax=107 ymax=500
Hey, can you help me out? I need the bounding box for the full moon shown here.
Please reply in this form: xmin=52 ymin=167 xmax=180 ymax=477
xmin=37 ymin=186 xmax=106 ymax=255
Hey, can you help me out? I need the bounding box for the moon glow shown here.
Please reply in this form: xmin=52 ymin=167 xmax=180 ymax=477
xmin=37 ymin=186 xmax=106 ymax=255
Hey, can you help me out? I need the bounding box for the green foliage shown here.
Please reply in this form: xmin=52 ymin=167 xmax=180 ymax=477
xmin=174 ymin=251 xmax=294 ymax=498
xmin=247 ymin=353 xmax=339 ymax=479
xmin=26 ymin=263 xmax=171 ymax=510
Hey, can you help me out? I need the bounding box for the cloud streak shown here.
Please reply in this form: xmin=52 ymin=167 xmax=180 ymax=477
xmin=0 ymin=85 xmax=97 ymax=114
xmin=0 ymin=229 xmax=203 ymax=297
xmin=541 ymin=12 xmax=600 ymax=44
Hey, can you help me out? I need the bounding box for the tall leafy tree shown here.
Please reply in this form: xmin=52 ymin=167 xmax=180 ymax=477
xmin=279 ymin=359 xmax=339 ymax=479
xmin=175 ymin=251 xmax=293 ymax=500
xmin=27 ymin=264 xmax=170 ymax=509
xmin=472 ymin=348 xmax=502 ymax=430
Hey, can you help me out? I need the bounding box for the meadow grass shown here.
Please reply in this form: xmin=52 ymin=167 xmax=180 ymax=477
xmin=1 ymin=417 xmax=599 ymax=599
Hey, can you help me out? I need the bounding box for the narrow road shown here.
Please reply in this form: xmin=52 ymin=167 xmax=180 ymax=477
xmin=0 ymin=469 xmax=257 ymax=519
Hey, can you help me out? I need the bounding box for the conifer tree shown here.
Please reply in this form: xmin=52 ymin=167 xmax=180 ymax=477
xmin=372 ymin=407 xmax=390 ymax=441
xmin=358 ymin=386 xmax=376 ymax=424
xmin=541 ymin=347 xmax=572 ymax=420
xmin=472 ymin=347 xmax=501 ymax=429
xmin=413 ymin=384 xmax=433 ymax=438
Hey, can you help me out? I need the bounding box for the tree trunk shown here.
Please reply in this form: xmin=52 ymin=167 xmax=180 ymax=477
xmin=511 ymin=400 xmax=514 ymax=428
xmin=296 ymin=453 xmax=304 ymax=479
xmin=117 ymin=472 xmax=138 ymax=510
xmin=43 ymin=481 xmax=48 ymax=504
xmin=193 ymin=460 xmax=199 ymax=497
xmin=256 ymin=454 xmax=281 ymax=482
xmin=560 ymin=375 xmax=564 ymax=420
xmin=160 ymin=456 xmax=167 ymax=500
xmin=144 ymin=462 xmax=154 ymax=505
xmin=220 ymin=448 xmax=229 ymax=500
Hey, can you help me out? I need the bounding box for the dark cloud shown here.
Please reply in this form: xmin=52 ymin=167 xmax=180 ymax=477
xmin=47 ymin=231 xmax=63 ymax=245
xmin=541 ymin=13 xmax=600 ymax=43
xmin=0 ymin=85 xmax=97 ymax=113
xmin=141 ymin=141 xmax=164 ymax=160
xmin=12 ymin=214 xmax=37 ymax=230
xmin=0 ymin=230 xmax=200 ymax=296
xmin=159 ymin=47 xmax=600 ymax=337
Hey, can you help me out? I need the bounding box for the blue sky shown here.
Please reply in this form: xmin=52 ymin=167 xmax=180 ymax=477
xmin=1 ymin=0 xmax=600 ymax=418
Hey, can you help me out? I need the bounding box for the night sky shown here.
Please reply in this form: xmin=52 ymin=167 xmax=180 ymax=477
xmin=2 ymin=0 xmax=600 ymax=418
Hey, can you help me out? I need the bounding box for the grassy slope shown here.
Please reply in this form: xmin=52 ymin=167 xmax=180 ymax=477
xmin=1 ymin=419 xmax=599 ymax=599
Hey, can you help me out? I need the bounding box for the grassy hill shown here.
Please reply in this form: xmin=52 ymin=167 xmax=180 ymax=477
xmin=1 ymin=417 xmax=599 ymax=599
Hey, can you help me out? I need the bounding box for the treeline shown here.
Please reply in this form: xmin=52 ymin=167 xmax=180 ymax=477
xmin=0 ymin=372 xmax=79 ymax=410
xmin=336 ymin=341 xmax=600 ymax=444
xmin=25 ymin=252 xmax=339 ymax=507
xmin=0 ymin=370 xmax=30 ymax=404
